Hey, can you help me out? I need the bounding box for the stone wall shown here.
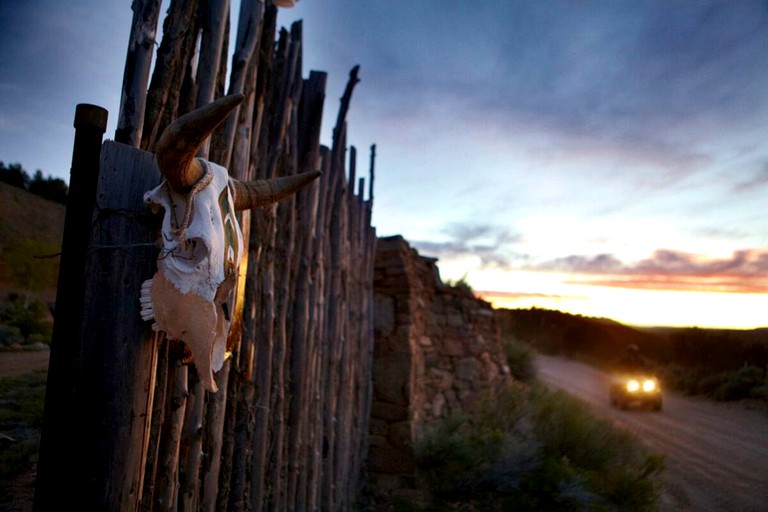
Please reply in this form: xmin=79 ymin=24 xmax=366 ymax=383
xmin=367 ymin=235 xmax=512 ymax=494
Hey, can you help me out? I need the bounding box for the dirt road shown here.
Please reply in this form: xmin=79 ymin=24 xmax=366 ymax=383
xmin=536 ymin=354 xmax=768 ymax=512
xmin=0 ymin=350 xmax=49 ymax=378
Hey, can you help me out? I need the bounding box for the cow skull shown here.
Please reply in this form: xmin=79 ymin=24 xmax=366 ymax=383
xmin=140 ymin=94 xmax=320 ymax=391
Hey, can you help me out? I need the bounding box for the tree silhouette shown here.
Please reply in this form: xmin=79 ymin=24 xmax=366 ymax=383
xmin=29 ymin=170 xmax=68 ymax=204
xmin=0 ymin=162 xmax=68 ymax=203
xmin=0 ymin=162 xmax=30 ymax=189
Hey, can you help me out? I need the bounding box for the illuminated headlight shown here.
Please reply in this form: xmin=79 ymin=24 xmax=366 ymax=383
xmin=643 ymin=380 xmax=656 ymax=392
xmin=626 ymin=380 xmax=640 ymax=392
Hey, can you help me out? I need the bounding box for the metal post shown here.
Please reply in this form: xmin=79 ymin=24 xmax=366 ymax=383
xmin=34 ymin=104 xmax=108 ymax=511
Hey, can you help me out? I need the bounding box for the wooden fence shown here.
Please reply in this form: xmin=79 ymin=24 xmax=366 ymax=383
xmin=34 ymin=1 xmax=377 ymax=510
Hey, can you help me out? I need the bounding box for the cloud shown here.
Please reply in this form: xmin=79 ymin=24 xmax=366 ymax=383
xmin=475 ymin=290 xmax=583 ymax=301
xmin=537 ymin=249 xmax=768 ymax=294
xmin=567 ymin=276 xmax=768 ymax=294
xmin=692 ymin=226 xmax=753 ymax=242
xmin=537 ymin=254 xmax=624 ymax=273
xmin=411 ymin=222 xmax=523 ymax=268
xmin=733 ymin=162 xmax=768 ymax=193
xmin=306 ymin=0 xmax=768 ymax=218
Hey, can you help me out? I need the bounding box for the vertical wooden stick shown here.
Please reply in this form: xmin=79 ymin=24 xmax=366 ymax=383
xmin=116 ymin=0 xmax=162 ymax=146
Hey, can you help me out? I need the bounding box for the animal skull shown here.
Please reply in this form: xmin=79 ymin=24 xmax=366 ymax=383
xmin=140 ymin=94 xmax=320 ymax=392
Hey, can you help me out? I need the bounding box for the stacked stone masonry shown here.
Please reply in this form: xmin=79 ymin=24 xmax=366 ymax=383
xmin=368 ymin=235 xmax=512 ymax=493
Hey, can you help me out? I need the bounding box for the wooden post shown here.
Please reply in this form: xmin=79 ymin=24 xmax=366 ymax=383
xmin=37 ymin=139 xmax=160 ymax=510
xmin=34 ymin=104 xmax=108 ymax=511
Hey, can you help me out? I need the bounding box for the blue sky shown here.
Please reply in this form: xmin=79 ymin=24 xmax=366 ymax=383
xmin=2 ymin=1 xmax=768 ymax=328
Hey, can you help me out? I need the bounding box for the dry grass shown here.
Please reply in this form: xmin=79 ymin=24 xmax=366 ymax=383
xmin=0 ymin=182 xmax=65 ymax=293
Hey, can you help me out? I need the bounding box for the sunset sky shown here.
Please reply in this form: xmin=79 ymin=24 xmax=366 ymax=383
xmin=1 ymin=1 xmax=767 ymax=329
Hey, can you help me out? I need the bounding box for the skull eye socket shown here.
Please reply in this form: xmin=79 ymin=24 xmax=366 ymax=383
xmin=221 ymin=302 xmax=230 ymax=322
xmin=165 ymin=237 xmax=209 ymax=272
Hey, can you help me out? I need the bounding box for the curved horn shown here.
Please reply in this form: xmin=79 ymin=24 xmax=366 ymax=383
xmin=155 ymin=93 xmax=244 ymax=191
xmin=231 ymin=170 xmax=322 ymax=211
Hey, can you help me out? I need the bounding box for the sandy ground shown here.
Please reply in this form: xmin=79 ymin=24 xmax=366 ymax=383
xmin=536 ymin=354 xmax=768 ymax=512
xmin=0 ymin=350 xmax=50 ymax=379
xmin=0 ymin=350 xmax=49 ymax=512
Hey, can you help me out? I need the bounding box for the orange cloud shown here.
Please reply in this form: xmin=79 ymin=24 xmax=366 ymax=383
xmin=536 ymin=249 xmax=768 ymax=294
xmin=475 ymin=290 xmax=580 ymax=300
xmin=567 ymin=275 xmax=768 ymax=294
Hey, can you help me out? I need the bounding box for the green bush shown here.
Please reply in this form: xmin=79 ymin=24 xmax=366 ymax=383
xmin=503 ymin=339 xmax=537 ymax=383
xmin=659 ymin=363 xmax=768 ymax=402
xmin=749 ymin=384 xmax=768 ymax=400
xmin=0 ymin=293 xmax=52 ymax=343
xmin=446 ymin=273 xmax=473 ymax=293
xmin=531 ymin=388 xmax=664 ymax=510
xmin=414 ymin=386 xmax=663 ymax=511
xmin=0 ymin=324 xmax=23 ymax=345
xmin=714 ymin=366 xmax=766 ymax=401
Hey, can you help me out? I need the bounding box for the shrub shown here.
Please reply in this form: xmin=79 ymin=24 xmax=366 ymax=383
xmin=414 ymin=385 xmax=663 ymax=511
xmin=503 ymin=339 xmax=537 ymax=382
xmin=0 ymin=293 xmax=52 ymax=343
xmin=531 ymin=388 xmax=664 ymax=510
xmin=0 ymin=324 xmax=23 ymax=345
xmin=714 ymin=365 xmax=766 ymax=401
xmin=446 ymin=273 xmax=473 ymax=293
xmin=659 ymin=363 xmax=768 ymax=402
xmin=749 ymin=384 xmax=768 ymax=400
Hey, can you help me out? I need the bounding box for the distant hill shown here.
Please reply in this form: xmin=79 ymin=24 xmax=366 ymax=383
xmin=0 ymin=182 xmax=65 ymax=248
xmin=495 ymin=307 xmax=768 ymax=372
xmin=495 ymin=307 xmax=669 ymax=363
xmin=0 ymin=182 xmax=65 ymax=293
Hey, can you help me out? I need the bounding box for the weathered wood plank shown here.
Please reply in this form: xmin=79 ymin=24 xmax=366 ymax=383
xmin=140 ymin=336 xmax=168 ymax=512
xmin=217 ymin=0 xmax=267 ymax=168
xmin=116 ymin=0 xmax=163 ymax=146
xmin=286 ymin=70 xmax=326 ymax=511
xmin=141 ymin=0 xmax=200 ymax=151
xmin=154 ymin=362 xmax=189 ymax=511
xmin=195 ymin=0 xmax=230 ymax=112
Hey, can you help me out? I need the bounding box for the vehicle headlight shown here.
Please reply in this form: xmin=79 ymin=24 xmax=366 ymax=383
xmin=643 ymin=379 xmax=656 ymax=392
xmin=626 ymin=379 xmax=640 ymax=392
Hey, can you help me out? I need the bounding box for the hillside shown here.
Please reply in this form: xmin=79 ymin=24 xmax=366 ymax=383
xmin=0 ymin=182 xmax=65 ymax=294
xmin=496 ymin=307 xmax=669 ymax=362
xmin=496 ymin=307 xmax=768 ymax=368
xmin=0 ymin=182 xmax=66 ymax=248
